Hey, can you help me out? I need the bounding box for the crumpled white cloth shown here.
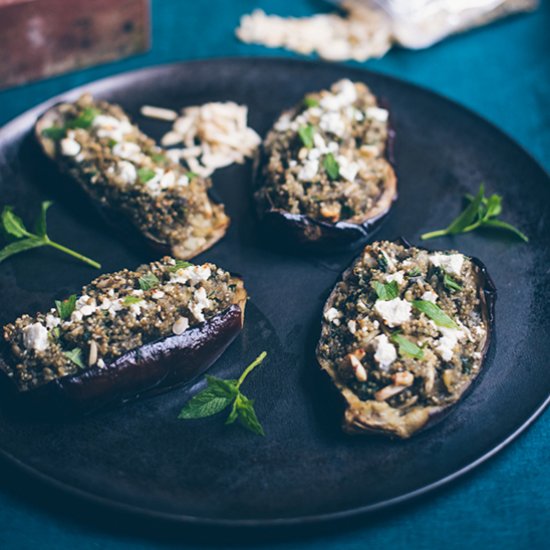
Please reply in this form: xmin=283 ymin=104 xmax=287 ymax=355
xmin=357 ymin=0 xmax=538 ymax=48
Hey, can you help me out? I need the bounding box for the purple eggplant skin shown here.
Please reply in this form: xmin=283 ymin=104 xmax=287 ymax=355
xmin=0 ymin=304 xmax=245 ymax=417
xmin=34 ymin=103 xmax=229 ymax=261
xmin=253 ymin=120 xmax=397 ymax=253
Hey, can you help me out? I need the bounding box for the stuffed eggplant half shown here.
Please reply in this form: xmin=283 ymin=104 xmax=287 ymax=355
xmin=317 ymin=240 xmax=496 ymax=439
xmin=35 ymin=94 xmax=229 ymax=260
xmin=0 ymin=259 xmax=246 ymax=413
xmin=254 ymin=79 xmax=397 ymax=249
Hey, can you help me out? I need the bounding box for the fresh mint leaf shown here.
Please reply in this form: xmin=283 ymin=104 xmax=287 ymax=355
xmin=34 ymin=201 xmax=53 ymax=237
xmin=234 ymin=394 xmax=265 ymax=436
xmin=55 ymin=294 xmax=77 ymax=320
xmin=372 ymin=280 xmax=399 ymax=301
xmin=63 ymin=348 xmax=85 ymax=369
xmin=421 ymin=184 xmax=528 ymax=242
xmin=0 ymin=203 xmax=101 ymax=268
xmin=137 ymin=168 xmax=156 ymax=183
xmin=186 ymin=171 xmax=198 ymax=180
xmin=138 ymin=272 xmax=159 ymax=291
xmin=443 ymin=273 xmax=462 ymax=292
xmin=178 ymin=352 xmax=268 ymax=436
xmin=123 ymin=295 xmax=142 ymax=305
xmin=323 ymin=153 xmax=340 ymax=180
xmin=481 ymin=219 xmax=529 ymax=242
xmin=412 ymin=300 xmax=457 ymax=329
xmin=298 ymin=125 xmax=315 ymax=149
xmin=0 ymin=238 xmax=44 ymax=263
xmin=303 ymin=97 xmax=319 ymax=108
xmin=391 ymin=333 xmax=424 ymax=359
xmin=42 ymin=127 xmax=66 ymax=140
xmin=66 ymin=107 xmax=99 ymax=129
xmin=169 ymin=260 xmax=193 ymax=272
xmin=151 ymin=152 xmax=166 ymax=164
xmin=1 ymin=206 xmax=30 ymax=239
xmin=408 ymin=267 xmax=422 ymax=277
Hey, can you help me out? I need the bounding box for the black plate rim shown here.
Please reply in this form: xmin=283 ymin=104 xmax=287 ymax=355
xmin=0 ymin=57 xmax=548 ymax=528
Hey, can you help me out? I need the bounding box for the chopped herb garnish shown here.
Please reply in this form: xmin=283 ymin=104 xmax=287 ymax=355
xmin=421 ymin=184 xmax=528 ymax=242
xmin=443 ymin=273 xmax=462 ymax=292
xmin=138 ymin=272 xmax=159 ymax=291
xmin=169 ymin=260 xmax=193 ymax=272
xmin=66 ymin=107 xmax=100 ymax=129
xmin=408 ymin=267 xmax=422 ymax=277
xmin=63 ymin=348 xmax=85 ymax=369
xmin=151 ymin=153 xmax=166 ymax=163
xmin=372 ymin=280 xmax=399 ymax=301
xmin=178 ymin=351 xmax=268 ymax=436
xmin=123 ymin=295 xmax=142 ymax=305
xmin=323 ymin=153 xmax=340 ymax=180
xmin=298 ymin=125 xmax=315 ymax=149
xmin=303 ymin=97 xmax=319 ymax=108
xmin=55 ymin=294 xmax=77 ymax=320
xmin=0 ymin=202 xmax=101 ymax=269
xmin=391 ymin=333 xmax=424 ymax=359
xmin=108 ymin=139 xmax=118 ymax=148
xmin=186 ymin=171 xmax=198 ymax=180
xmin=41 ymin=127 xmax=66 ymax=140
xmin=412 ymin=300 xmax=457 ymax=329
xmin=137 ymin=168 xmax=156 ymax=183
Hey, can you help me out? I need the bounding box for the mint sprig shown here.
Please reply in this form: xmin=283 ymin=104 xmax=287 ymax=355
xmin=178 ymin=351 xmax=268 ymax=436
xmin=391 ymin=333 xmax=424 ymax=359
xmin=421 ymin=184 xmax=528 ymax=242
xmin=372 ymin=280 xmax=399 ymax=301
xmin=0 ymin=202 xmax=101 ymax=269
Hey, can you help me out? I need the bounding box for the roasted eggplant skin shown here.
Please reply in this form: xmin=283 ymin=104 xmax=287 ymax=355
xmin=0 ymin=303 xmax=245 ymax=416
xmin=317 ymin=238 xmax=497 ymax=439
xmin=253 ymin=125 xmax=397 ymax=252
xmin=34 ymin=102 xmax=229 ymax=260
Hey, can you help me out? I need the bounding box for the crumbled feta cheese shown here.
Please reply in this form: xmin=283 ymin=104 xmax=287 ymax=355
xmin=347 ymin=320 xmax=357 ymax=334
xmin=319 ymin=112 xmax=345 ymax=137
xmin=45 ymin=314 xmax=60 ymax=329
xmin=385 ymin=271 xmax=405 ymax=285
xmin=435 ymin=326 xmax=465 ymax=362
xmin=337 ymin=155 xmax=359 ymax=182
xmin=189 ymin=287 xmax=211 ymax=323
xmin=23 ymin=323 xmax=49 ymax=352
xmin=60 ymin=138 xmax=81 ymax=157
xmin=116 ymin=161 xmax=137 ymax=184
xmin=373 ymin=334 xmax=397 ymax=370
xmin=429 ymin=253 xmax=464 ymax=276
xmin=298 ymin=159 xmax=319 ymax=181
xmin=365 ymin=107 xmax=389 ymax=122
xmin=112 ymin=142 xmax=141 ymax=161
xmin=324 ymin=307 xmax=342 ymax=325
xmin=151 ymin=290 xmax=165 ymax=300
xmin=172 ymin=317 xmax=190 ymax=335
xmin=374 ymin=298 xmax=412 ymax=327
xmin=93 ymin=115 xmax=133 ymax=142
xmin=421 ymin=290 xmax=438 ymax=303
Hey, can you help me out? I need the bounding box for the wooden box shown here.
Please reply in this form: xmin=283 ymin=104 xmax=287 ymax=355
xmin=0 ymin=0 xmax=150 ymax=90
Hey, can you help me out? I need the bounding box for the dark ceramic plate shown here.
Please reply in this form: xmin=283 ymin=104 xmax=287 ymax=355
xmin=0 ymin=59 xmax=548 ymax=527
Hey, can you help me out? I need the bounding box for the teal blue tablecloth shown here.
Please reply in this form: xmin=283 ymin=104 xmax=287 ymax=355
xmin=0 ymin=1 xmax=548 ymax=548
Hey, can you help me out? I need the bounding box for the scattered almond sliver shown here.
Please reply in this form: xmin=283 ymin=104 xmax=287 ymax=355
xmin=142 ymin=102 xmax=261 ymax=177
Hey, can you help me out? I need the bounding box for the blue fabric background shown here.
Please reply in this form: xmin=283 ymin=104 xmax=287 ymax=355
xmin=0 ymin=1 xmax=548 ymax=548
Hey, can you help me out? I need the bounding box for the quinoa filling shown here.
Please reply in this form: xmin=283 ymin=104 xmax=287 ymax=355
xmin=2 ymin=258 xmax=244 ymax=391
xmin=255 ymin=79 xmax=394 ymax=223
xmin=39 ymin=94 xmax=228 ymax=257
xmin=317 ymin=241 xmax=488 ymax=410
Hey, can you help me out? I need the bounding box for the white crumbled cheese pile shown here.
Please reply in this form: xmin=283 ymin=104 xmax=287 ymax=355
xmin=235 ymin=4 xmax=392 ymax=63
xmin=429 ymin=253 xmax=464 ymax=276
xmin=373 ymin=334 xmax=397 ymax=370
xmin=142 ymin=102 xmax=261 ymax=178
xmin=374 ymin=298 xmax=412 ymax=327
